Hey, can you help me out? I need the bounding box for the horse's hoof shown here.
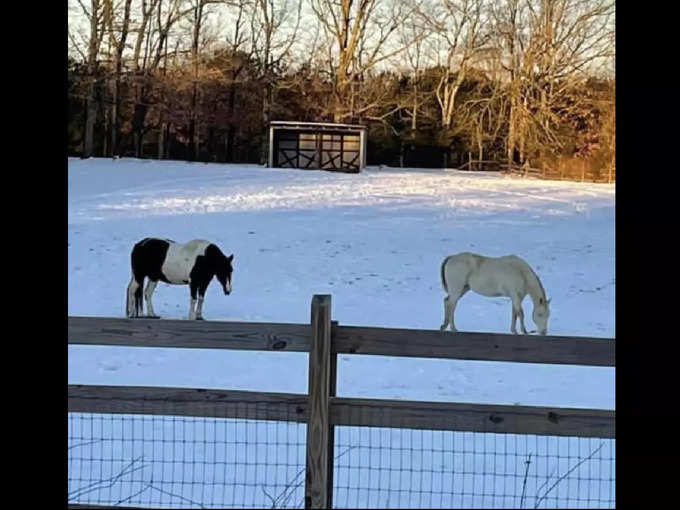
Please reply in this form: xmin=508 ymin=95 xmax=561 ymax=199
xmin=195 ymin=317 xmax=204 ymax=321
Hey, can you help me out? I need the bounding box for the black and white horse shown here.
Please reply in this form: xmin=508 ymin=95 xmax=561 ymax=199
xmin=126 ymin=238 xmax=234 ymax=320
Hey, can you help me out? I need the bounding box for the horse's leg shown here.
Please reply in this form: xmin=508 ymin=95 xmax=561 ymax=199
xmin=441 ymin=286 xmax=468 ymax=332
xmin=518 ymin=306 xmax=528 ymax=334
xmin=144 ymin=280 xmax=159 ymax=318
xmin=440 ymin=295 xmax=453 ymax=331
xmin=188 ymin=282 xmax=199 ymax=320
xmin=128 ymin=273 xmax=145 ymax=318
xmin=195 ymin=281 xmax=210 ymax=320
xmin=135 ymin=279 xmax=144 ymax=317
xmin=126 ymin=275 xmax=139 ymax=318
xmin=447 ymin=296 xmax=458 ymax=332
xmin=510 ymin=294 xmax=526 ymax=334
xmin=195 ymin=297 xmax=204 ymax=320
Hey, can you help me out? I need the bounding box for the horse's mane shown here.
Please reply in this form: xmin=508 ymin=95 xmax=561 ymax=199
xmin=524 ymin=263 xmax=547 ymax=302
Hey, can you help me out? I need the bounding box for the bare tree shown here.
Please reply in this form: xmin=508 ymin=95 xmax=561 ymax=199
xmin=103 ymin=0 xmax=133 ymax=157
xmin=248 ymin=0 xmax=303 ymax=163
xmin=189 ymin=0 xmax=208 ymax=159
xmin=489 ymin=0 xmax=614 ymax=167
xmin=396 ymin=11 xmax=435 ymax=138
xmin=76 ymin=0 xmax=107 ymax=158
xmin=425 ymin=0 xmax=491 ymax=131
xmin=221 ymin=0 xmax=253 ymax=161
xmin=66 ymin=0 xmax=614 ymax=178
xmin=310 ymin=0 xmax=426 ymax=123
xmin=129 ymin=0 xmax=188 ymax=157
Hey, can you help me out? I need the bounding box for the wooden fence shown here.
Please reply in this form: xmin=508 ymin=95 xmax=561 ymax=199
xmin=68 ymin=294 xmax=615 ymax=509
xmin=455 ymin=159 xmax=615 ymax=183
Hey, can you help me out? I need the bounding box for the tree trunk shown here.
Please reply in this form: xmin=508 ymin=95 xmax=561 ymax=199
xmin=609 ymin=98 xmax=615 ymax=183
xmin=194 ymin=117 xmax=200 ymax=161
xmin=190 ymin=83 xmax=199 ymax=160
xmin=82 ymin=0 xmax=103 ymax=159
xmin=507 ymin=99 xmax=516 ymax=168
xmin=260 ymin=84 xmax=272 ymax=165
xmin=83 ymin=83 xmax=97 ymax=158
xmin=477 ymin=139 xmax=483 ymax=171
xmin=207 ymin=126 xmax=215 ymax=161
xmin=226 ymin=82 xmax=237 ymax=162
xmin=412 ymin=79 xmax=418 ymax=135
xmin=165 ymin=124 xmax=172 ymax=159
xmin=189 ymin=1 xmax=205 ymax=161
xmin=132 ymin=79 xmax=149 ymax=158
xmin=110 ymin=80 xmax=119 ymax=156
xmin=158 ymin=120 xmax=166 ymax=160
xmin=107 ymin=0 xmax=131 ymax=157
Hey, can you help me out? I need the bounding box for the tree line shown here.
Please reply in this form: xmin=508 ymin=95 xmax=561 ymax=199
xmin=68 ymin=0 xmax=615 ymax=182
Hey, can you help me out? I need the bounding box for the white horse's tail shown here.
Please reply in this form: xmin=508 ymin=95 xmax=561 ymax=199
xmin=440 ymin=255 xmax=453 ymax=293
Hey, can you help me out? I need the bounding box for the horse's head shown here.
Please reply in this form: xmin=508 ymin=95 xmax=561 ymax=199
xmin=532 ymin=297 xmax=551 ymax=335
xmin=215 ymin=253 xmax=234 ymax=295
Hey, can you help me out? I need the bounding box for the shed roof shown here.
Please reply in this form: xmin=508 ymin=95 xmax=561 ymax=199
xmin=270 ymin=121 xmax=367 ymax=131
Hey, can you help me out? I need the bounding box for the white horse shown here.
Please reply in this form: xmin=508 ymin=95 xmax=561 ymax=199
xmin=439 ymin=252 xmax=550 ymax=335
xmin=126 ymin=238 xmax=234 ymax=320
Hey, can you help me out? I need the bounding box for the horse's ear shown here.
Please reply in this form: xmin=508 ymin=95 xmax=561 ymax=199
xmin=228 ymin=254 xmax=234 ymax=263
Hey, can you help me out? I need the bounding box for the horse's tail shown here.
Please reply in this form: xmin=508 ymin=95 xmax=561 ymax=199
xmin=126 ymin=275 xmax=135 ymax=317
xmin=125 ymin=284 xmax=131 ymax=317
xmin=126 ymin=273 xmax=143 ymax=318
xmin=440 ymin=255 xmax=452 ymax=293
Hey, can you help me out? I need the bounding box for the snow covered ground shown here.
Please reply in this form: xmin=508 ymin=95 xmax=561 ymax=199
xmin=68 ymin=157 xmax=615 ymax=508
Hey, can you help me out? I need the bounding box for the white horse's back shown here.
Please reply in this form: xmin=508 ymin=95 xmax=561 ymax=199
xmin=442 ymin=252 xmax=530 ymax=297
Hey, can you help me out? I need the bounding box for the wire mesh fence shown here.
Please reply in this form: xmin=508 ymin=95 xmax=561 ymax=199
xmin=68 ymin=408 xmax=614 ymax=509
xmin=333 ymin=427 xmax=614 ymax=509
xmin=68 ymin=406 xmax=308 ymax=508
xmin=331 ymin=402 xmax=614 ymax=509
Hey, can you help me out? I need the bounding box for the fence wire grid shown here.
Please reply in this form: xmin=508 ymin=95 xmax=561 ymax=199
xmin=333 ymin=428 xmax=614 ymax=509
xmin=331 ymin=403 xmax=614 ymax=509
xmin=68 ymin=403 xmax=308 ymax=509
xmin=69 ymin=404 xmax=614 ymax=509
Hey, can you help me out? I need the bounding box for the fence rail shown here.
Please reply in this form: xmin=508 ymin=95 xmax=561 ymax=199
xmin=68 ymin=385 xmax=614 ymax=439
xmin=68 ymin=317 xmax=614 ymax=366
xmin=67 ymin=316 xmax=311 ymax=352
xmin=68 ymin=296 xmax=615 ymax=509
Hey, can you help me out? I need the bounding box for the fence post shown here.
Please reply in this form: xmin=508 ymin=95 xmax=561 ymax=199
xmin=326 ymin=321 xmax=339 ymax=508
xmin=305 ymin=295 xmax=332 ymax=509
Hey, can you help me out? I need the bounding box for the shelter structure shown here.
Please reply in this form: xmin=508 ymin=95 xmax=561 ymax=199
xmin=268 ymin=121 xmax=367 ymax=173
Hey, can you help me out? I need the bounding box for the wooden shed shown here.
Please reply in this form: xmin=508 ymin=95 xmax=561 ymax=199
xmin=268 ymin=121 xmax=368 ymax=173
